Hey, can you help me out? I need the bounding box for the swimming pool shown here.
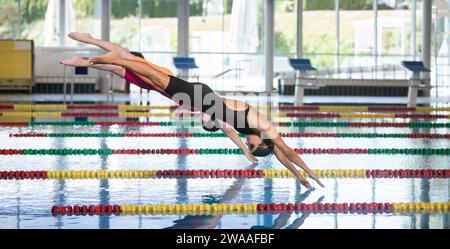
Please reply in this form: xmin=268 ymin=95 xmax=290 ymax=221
xmin=0 ymin=100 xmax=448 ymax=229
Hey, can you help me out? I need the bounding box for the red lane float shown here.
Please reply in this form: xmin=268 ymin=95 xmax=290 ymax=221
xmin=1 ymin=169 xmax=448 ymax=180
xmin=61 ymin=112 xmax=120 ymax=117
xmin=51 ymin=205 xmax=121 ymax=216
xmin=123 ymin=133 xmax=193 ymax=137
xmin=56 ymin=112 xmax=450 ymax=119
xmin=0 ymin=149 xmax=23 ymax=155
xmin=7 ymin=132 xmax=450 ymax=139
xmin=95 ymin=121 xmax=161 ymax=126
xmin=0 ymin=171 xmax=48 ymax=180
xmin=0 ymin=122 xmax=28 ymax=127
xmin=364 ymin=169 xmax=449 ymax=178
xmin=286 ymin=113 xmax=449 ymax=119
xmin=67 ymin=105 xmax=118 ymax=110
xmin=10 ymin=133 xmax=46 ymax=137
xmin=293 ymin=148 xmax=369 ymax=154
xmin=50 ymin=202 xmax=395 ymax=216
xmin=255 ymin=202 xmax=393 ymax=213
xmin=0 ymin=104 xmax=14 ymax=109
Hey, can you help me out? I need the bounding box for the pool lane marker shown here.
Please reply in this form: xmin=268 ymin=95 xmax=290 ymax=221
xmin=2 ymin=104 xmax=450 ymax=112
xmin=1 ymin=148 xmax=449 ymax=155
xmin=9 ymin=132 xmax=450 ymax=139
xmin=1 ymin=169 xmax=448 ymax=180
xmin=50 ymin=202 xmax=450 ymax=216
xmin=1 ymin=111 xmax=449 ymax=119
xmin=1 ymin=121 xmax=450 ymax=128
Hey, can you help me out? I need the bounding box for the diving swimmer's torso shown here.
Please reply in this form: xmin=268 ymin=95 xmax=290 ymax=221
xmin=124 ymin=58 xmax=259 ymax=135
xmin=165 ymin=76 xmax=260 ymax=135
xmin=124 ymin=70 xmax=172 ymax=98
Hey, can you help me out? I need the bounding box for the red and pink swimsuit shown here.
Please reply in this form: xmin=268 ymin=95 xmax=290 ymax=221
xmin=124 ymin=69 xmax=172 ymax=99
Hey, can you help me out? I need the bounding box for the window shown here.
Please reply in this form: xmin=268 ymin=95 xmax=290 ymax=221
xmin=111 ymin=0 xmax=178 ymax=52
xmin=302 ymin=0 xmax=337 ymax=67
xmin=0 ymin=0 xmax=20 ymax=40
xmin=189 ymin=0 xmax=265 ymax=92
xmin=0 ymin=0 xmax=49 ymax=46
xmin=274 ymin=0 xmax=297 ymax=72
xmin=66 ymin=0 xmax=102 ymax=46
xmin=274 ymin=0 xmax=296 ymax=55
xmin=376 ymin=0 xmax=415 ymax=64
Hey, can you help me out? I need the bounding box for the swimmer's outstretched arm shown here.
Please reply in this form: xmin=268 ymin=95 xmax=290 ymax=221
xmin=90 ymin=52 xmax=170 ymax=90
xmin=270 ymin=131 xmax=324 ymax=188
xmin=247 ymin=109 xmax=324 ymax=188
xmin=215 ymin=119 xmax=258 ymax=164
xmin=273 ymin=146 xmax=312 ymax=189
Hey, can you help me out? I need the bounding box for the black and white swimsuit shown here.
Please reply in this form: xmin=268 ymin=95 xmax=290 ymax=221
xmin=165 ymin=76 xmax=259 ymax=135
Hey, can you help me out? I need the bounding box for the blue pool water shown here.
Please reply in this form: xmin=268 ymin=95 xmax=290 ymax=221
xmin=0 ymin=100 xmax=449 ymax=229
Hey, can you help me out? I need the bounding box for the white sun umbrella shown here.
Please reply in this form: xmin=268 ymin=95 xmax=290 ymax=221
xmin=229 ymin=0 xmax=259 ymax=53
xmin=44 ymin=0 xmax=76 ymax=46
xmin=227 ymin=0 xmax=259 ymax=91
xmin=378 ymin=0 xmax=398 ymax=8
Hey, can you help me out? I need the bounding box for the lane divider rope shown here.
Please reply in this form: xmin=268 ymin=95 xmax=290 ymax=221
xmin=1 ymin=121 xmax=450 ymax=128
xmin=1 ymin=111 xmax=449 ymax=119
xmin=9 ymin=132 xmax=450 ymax=139
xmin=1 ymin=169 xmax=448 ymax=180
xmin=2 ymin=104 xmax=449 ymax=112
xmin=284 ymin=113 xmax=450 ymax=119
xmin=50 ymin=202 xmax=450 ymax=216
xmin=0 ymin=148 xmax=448 ymax=155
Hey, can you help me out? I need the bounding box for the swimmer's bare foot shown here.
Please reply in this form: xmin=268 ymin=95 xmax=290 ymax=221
xmin=68 ymin=32 xmax=94 ymax=43
xmin=89 ymin=51 xmax=119 ymax=65
xmin=59 ymin=54 xmax=89 ymax=67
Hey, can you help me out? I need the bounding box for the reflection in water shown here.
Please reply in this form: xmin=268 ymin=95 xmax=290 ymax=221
xmin=444 ymin=212 xmax=449 ymax=229
xmin=1 ymin=99 xmax=448 ymax=229
xmin=165 ymin=163 xmax=258 ymax=229
xmin=284 ymin=196 xmax=325 ymax=229
xmin=418 ymin=152 xmax=433 ymax=229
xmin=99 ymin=126 xmax=111 ymax=229
xmin=410 ymin=178 xmax=417 ymax=229
xmin=260 ymin=190 xmax=320 ymax=229
xmin=53 ymin=130 xmax=67 ymax=229
xmin=125 ymin=117 xmax=143 ymax=228
xmin=176 ymin=127 xmax=188 ymax=204
xmin=15 ymin=183 xmax=21 ymax=229
xmin=420 ymin=179 xmax=430 ymax=229
xmin=263 ymin=179 xmax=273 ymax=228
xmin=334 ymin=179 xmax=338 ymax=229
xmin=173 ymin=127 xmax=190 ymax=227
xmin=371 ymin=178 xmax=376 ymax=229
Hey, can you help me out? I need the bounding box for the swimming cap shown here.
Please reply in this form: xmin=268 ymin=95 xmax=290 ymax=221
xmin=250 ymin=139 xmax=274 ymax=157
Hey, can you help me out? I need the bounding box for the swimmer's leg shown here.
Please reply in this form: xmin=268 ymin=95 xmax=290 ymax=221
xmin=68 ymin=32 xmax=173 ymax=76
xmin=60 ymin=54 xmax=125 ymax=78
xmin=68 ymin=32 xmax=135 ymax=60
xmin=90 ymin=51 xmax=170 ymax=90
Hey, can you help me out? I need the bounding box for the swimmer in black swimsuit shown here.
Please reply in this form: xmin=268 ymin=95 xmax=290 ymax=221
xmin=89 ymin=51 xmax=324 ymax=189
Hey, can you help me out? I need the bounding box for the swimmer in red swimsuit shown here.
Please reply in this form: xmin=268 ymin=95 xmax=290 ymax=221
xmin=61 ymin=33 xmax=324 ymax=189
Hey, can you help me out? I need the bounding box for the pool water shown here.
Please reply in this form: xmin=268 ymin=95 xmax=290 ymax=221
xmin=0 ymin=101 xmax=449 ymax=229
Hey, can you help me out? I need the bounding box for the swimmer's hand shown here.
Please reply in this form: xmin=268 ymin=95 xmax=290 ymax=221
xmin=308 ymin=173 xmax=325 ymax=188
xmin=244 ymin=150 xmax=258 ymax=164
xmin=297 ymin=174 xmax=313 ymax=189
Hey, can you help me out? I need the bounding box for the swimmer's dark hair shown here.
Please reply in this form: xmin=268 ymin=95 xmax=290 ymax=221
xmin=130 ymin=51 xmax=145 ymax=58
xmin=250 ymin=139 xmax=274 ymax=157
